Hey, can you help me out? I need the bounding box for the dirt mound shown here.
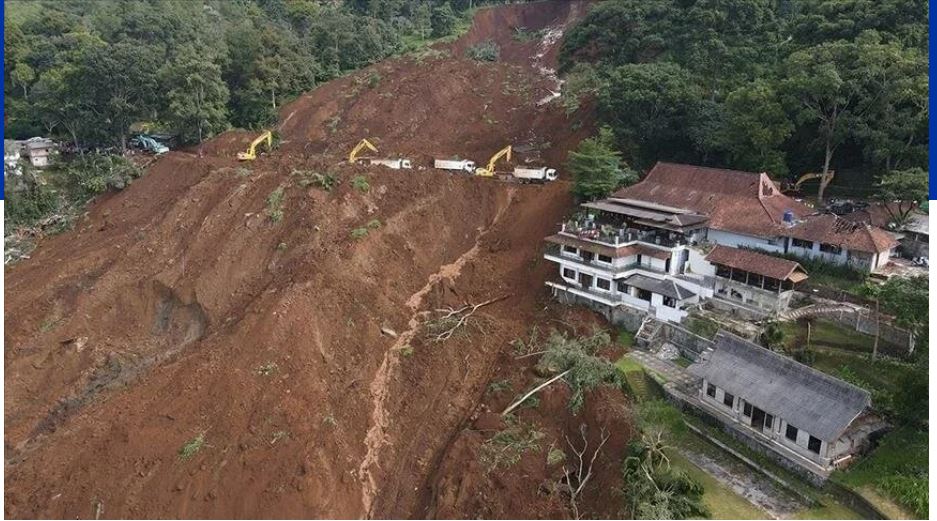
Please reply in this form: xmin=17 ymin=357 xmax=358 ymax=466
xmin=3 ymin=2 xmax=632 ymax=519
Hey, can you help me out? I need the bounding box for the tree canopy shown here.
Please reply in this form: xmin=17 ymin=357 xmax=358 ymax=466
xmin=559 ymin=0 xmax=929 ymax=197
xmin=3 ymin=0 xmax=482 ymax=147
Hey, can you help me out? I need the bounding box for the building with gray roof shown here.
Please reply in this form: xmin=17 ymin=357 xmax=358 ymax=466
xmin=688 ymin=331 xmax=881 ymax=473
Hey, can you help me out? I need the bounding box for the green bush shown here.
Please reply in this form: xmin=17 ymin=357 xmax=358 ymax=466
xmin=467 ymin=39 xmax=500 ymax=61
xmin=351 ymin=175 xmax=370 ymax=192
xmin=265 ymin=187 xmax=285 ymax=222
xmin=61 ymin=154 xmax=143 ymax=200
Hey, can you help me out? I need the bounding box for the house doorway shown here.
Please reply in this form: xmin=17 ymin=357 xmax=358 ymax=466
xmin=750 ymin=406 xmax=773 ymax=433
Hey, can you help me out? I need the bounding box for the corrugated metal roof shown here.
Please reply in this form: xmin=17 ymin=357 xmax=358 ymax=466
xmin=688 ymin=332 xmax=870 ymax=441
xmin=622 ymin=274 xmax=696 ymax=300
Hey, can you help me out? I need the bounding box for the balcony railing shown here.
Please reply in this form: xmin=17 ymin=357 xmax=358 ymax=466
xmin=560 ymin=220 xmax=686 ymax=248
xmin=545 ymin=246 xmax=667 ymax=274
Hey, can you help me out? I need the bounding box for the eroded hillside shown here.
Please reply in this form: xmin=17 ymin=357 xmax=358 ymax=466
xmin=4 ymin=2 xmax=634 ymax=518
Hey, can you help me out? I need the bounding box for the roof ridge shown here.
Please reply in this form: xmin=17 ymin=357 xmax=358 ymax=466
xmin=714 ymin=330 xmax=871 ymax=399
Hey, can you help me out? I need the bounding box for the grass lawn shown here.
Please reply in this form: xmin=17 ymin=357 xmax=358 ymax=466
xmin=780 ymin=318 xmax=892 ymax=354
xmin=834 ymin=427 xmax=928 ymax=519
xmin=811 ymin=348 xmax=908 ymax=387
xmin=668 ymin=451 xmax=768 ymax=520
xmin=616 ymin=327 xmax=635 ymax=348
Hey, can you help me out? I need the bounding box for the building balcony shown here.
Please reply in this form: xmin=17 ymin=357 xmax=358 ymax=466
xmin=543 ymin=245 xmax=668 ymax=275
xmin=560 ymin=220 xmax=686 ymax=248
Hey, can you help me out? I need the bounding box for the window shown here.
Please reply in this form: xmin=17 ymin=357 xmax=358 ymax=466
xmin=595 ymin=277 xmax=611 ymax=291
xmin=765 ymin=413 xmax=773 ymax=430
xmin=706 ymin=383 xmax=716 ymax=398
xmin=597 ymin=254 xmax=613 ymax=264
xmin=723 ymin=392 xmax=734 ymax=408
xmin=662 ymin=296 xmax=676 ymax=308
xmin=743 ymin=402 xmax=752 ymax=416
xmin=808 ymin=435 xmax=822 ymax=454
xmin=562 ymin=245 xmax=578 ymax=255
xmin=791 ymin=238 xmax=813 ymax=249
xmin=785 ymin=424 xmax=798 ymax=442
xmin=819 ymin=243 xmax=843 ymax=255
xmin=617 ymin=281 xmax=629 ymax=293
xmin=715 ymin=264 xmax=732 ymax=279
xmin=562 ymin=268 xmax=576 ymax=280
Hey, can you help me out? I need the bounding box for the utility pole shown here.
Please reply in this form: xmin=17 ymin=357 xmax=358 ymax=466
xmin=872 ymin=298 xmax=880 ymax=360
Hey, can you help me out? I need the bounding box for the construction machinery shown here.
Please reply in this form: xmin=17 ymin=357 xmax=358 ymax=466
xmin=434 ymin=159 xmax=476 ymax=173
xmin=348 ymin=138 xmax=378 ymax=164
xmin=513 ymin=166 xmax=557 ymax=182
xmin=475 ymin=145 xmax=512 ymax=177
xmin=237 ymin=131 xmax=273 ymax=161
xmin=130 ymin=134 xmax=169 ymax=155
xmin=789 ymin=170 xmax=835 ymax=193
xmin=368 ymin=158 xmax=412 ymax=169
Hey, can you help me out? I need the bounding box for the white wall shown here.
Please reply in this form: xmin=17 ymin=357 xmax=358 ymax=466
xmin=708 ymin=229 xmax=784 ymax=253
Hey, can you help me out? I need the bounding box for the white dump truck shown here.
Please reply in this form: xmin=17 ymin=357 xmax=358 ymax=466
xmin=368 ymin=158 xmax=412 ymax=169
xmin=434 ymin=159 xmax=476 ymax=173
xmin=512 ymin=167 xmax=558 ymax=182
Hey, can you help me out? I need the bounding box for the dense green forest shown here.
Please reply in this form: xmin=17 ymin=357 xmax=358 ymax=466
xmin=3 ymin=0 xmax=487 ymax=149
xmin=559 ymin=0 xmax=929 ymax=194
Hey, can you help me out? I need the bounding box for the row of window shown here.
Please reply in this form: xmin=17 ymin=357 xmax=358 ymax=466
xmin=790 ymin=238 xmax=843 ymax=255
xmin=561 ymin=245 xmax=613 ymax=264
xmin=707 ymin=383 xmax=822 ymax=455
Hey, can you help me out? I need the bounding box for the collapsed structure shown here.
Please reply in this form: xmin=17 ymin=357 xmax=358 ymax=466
xmin=544 ymin=162 xmax=897 ymax=321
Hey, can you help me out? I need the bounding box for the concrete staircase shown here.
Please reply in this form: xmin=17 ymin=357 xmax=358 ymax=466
xmin=635 ymin=316 xmax=663 ymax=349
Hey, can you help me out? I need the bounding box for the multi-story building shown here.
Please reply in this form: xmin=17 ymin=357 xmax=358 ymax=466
xmin=543 ymin=162 xmax=896 ymax=323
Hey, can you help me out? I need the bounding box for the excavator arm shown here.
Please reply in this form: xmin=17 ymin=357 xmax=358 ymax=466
xmin=793 ymin=170 xmax=835 ymax=190
xmin=348 ymin=138 xmax=379 ymax=164
xmin=237 ymin=131 xmax=273 ymax=161
xmin=475 ymin=145 xmax=512 ymax=177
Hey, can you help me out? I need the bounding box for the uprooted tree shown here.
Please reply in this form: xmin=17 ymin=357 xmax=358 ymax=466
xmin=561 ymin=424 xmax=611 ymax=520
xmin=503 ymin=329 xmax=622 ymax=415
xmin=622 ymin=431 xmax=708 ymax=520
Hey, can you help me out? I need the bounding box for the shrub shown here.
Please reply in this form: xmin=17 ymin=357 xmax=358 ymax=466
xmin=178 ymin=433 xmax=205 ymax=461
xmin=351 ymin=175 xmax=370 ymax=192
xmin=265 ymin=187 xmax=285 ymax=222
xmin=293 ymin=170 xmax=338 ymax=191
xmin=61 ymin=154 xmax=143 ymax=200
xmin=467 ymin=40 xmax=500 ymax=62
xmin=367 ymin=72 xmax=381 ymax=88
xmin=350 ymin=227 xmax=369 ymax=239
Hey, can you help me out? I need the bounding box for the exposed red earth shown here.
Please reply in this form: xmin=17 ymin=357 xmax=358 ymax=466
xmin=5 ymin=2 xmax=635 ymax=518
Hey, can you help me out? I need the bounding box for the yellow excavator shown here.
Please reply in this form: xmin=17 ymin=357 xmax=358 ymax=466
xmin=348 ymin=138 xmax=379 ymax=164
xmin=475 ymin=145 xmax=512 ymax=177
xmin=237 ymin=131 xmax=273 ymax=161
xmin=793 ymin=170 xmax=835 ymax=190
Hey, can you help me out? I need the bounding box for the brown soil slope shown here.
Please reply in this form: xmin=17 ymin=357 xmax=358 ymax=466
xmin=4 ymin=2 xmax=630 ymax=518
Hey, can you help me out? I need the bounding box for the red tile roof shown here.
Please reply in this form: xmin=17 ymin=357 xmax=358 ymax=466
xmin=785 ymin=214 xmax=898 ymax=254
xmin=612 ymin=162 xmax=896 ymax=253
xmin=706 ymin=245 xmax=807 ymax=281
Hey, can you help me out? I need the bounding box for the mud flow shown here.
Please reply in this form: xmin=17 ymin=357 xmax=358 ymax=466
xmin=4 ymin=2 xmax=635 ymax=518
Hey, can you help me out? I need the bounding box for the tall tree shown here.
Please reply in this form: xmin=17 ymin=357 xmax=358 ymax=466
xmin=567 ymin=127 xmax=637 ymax=201
xmin=72 ymin=41 xmax=161 ymax=151
xmin=781 ymin=34 xmax=894 ymax=202
xmin=719 ymin=80 xmax=793 ymax=176
xmin=599 ymin=62 xmax=701 ymax=165
xmin=162 ymin=45 xmax=230 ymax=153
xmin=872 ymin=167 xmax=928 ymax=225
